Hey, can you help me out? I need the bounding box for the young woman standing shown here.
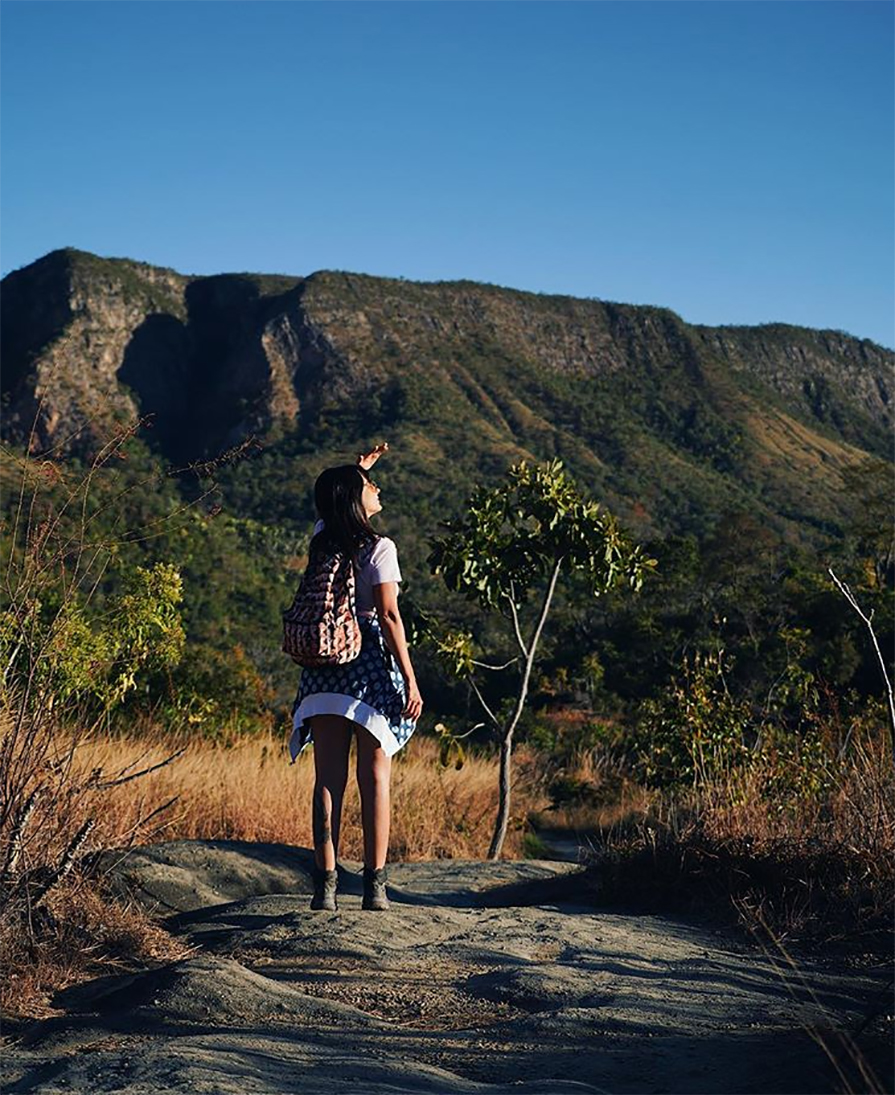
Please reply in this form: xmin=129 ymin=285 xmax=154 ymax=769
xmin=290 ymin=444 xmax=423 ymax=911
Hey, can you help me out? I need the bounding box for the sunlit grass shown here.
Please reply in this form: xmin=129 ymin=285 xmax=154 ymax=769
xmin=67 ymin=729 xmax=551 ymax=862
xmin=550 ymin=729 xmax=894 ymax=949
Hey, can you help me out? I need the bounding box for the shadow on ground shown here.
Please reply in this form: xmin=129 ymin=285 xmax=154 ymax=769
xmin=3 ymin=843 xmax=891 ymax=1095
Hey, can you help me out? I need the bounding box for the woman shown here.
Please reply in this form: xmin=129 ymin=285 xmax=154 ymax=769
xmin=290 ymin=443 xmax=423 ymax=912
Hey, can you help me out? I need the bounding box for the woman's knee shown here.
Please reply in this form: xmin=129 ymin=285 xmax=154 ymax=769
xmin=370 ymin=753 xmax=392 ymax=782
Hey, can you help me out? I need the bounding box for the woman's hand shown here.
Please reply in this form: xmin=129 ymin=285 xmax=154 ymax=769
xmin=357 ymin=442 xmax=389 ymax=470
xmin=403 ymin=679 xmax=423 ymax=722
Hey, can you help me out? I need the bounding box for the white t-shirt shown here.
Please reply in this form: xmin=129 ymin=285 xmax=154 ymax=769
xmin=312 ymin=521 xmax=402 ymax=617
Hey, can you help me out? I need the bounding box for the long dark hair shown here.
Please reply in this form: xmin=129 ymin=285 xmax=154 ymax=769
xmin=310 ymin=464 xmax=377 ymax=562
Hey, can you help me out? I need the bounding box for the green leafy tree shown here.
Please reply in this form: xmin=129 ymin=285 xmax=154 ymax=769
xmin=428 ymin=460 xmax=655 ymax=858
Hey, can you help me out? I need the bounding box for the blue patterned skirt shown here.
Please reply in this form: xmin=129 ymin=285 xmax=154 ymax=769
xmin=290 ymin=615 xmax=417 ymax=760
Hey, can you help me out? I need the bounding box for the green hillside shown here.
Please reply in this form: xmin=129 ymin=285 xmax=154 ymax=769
xmin=1 ymin=249 xmax=891 ymax=733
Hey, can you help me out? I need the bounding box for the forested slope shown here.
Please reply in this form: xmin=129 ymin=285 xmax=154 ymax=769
xmin=1 ymin=248 xmax=891 ymax=725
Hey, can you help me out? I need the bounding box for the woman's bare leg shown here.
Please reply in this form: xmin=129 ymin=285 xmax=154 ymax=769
xmin=355 ymin=727 xmax=392 ymax=869
xmin=310 ymin=715 xmax=352 ymax=870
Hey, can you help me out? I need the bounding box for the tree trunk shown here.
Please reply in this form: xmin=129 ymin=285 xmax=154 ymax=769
xmin=488 ymin=732 xmax=513 ymax=860
xmin=486 ymin=557 xmax=564 ymax=861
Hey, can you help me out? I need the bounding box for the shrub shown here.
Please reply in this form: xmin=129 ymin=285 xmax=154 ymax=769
xmin=632 ymin=650 xmax=751 ymax=788
xmin=0 ymin=425 xmax=209 ymax=1017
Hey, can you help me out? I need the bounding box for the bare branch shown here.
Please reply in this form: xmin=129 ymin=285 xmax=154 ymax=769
xmin=96 ymin=747 xmax=187 ymax=789
xmin=29 ymin=818 xmax=95 ymax=908
xmin=470 ymin=657 xmax=520 ymax=672
xmin=450 ymin=722 xmax=485 ymax=741
xmin=118 ymin=795 xmax=181 ymax=845
xmin=506 ymin=581 xmax=529 ymax=658
xmin=828 ymin=568 xmax=895 ymax=761
xmin=527 ymin=557 xmax=564 ymax=672
xmin=506 ymin=555 xmax=565 ymax=744
xmin=0 ymin=788 xmax=40 ymax=887
xmin=468 ymin=675 xmax=501 ymax=730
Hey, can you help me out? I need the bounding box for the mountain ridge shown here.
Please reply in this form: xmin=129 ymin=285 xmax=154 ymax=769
xmin=1 ymin=247 xmax=891 ymax=548
xmin=4 ymin=246 xmax=889 ymax=347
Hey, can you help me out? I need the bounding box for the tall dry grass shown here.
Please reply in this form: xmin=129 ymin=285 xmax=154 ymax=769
xmin=0 ymin=718 xmax=551 ymax=1017
xmin=562 ymin=727 xmax=894 ymax=952
xmin=64 ymin=729 xmax=551 ymax=862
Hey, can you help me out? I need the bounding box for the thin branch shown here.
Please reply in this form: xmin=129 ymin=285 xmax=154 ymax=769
xmin=528 ymin=557 xmax=564 ymax=669
xmin=116 ymin=795 xmax=181 ymax=845
xmin=468 ymin=675 xmax=501 ymax=730
xmin=740 ymin=901 xmax=885 ymax=1095
xmin=96 ymin=746 xmax=188 ymax=789
xmin=32 ymin=409 xmax=115 ymax=462
xmin=505 ymin=555 xmax=564 ymax=743
xmin=139 ymin=806 xmax=191 ymax=845
xmin=506 ymin=581 xmax=529 ymax=658
xmin=111 ymin=745 xmax=157 ymax=779
xmin=28 ymin=818 xmax=95 ymax=908
xmin=83 ymin=798 xmax=178 ymax=881
xmin=450 ymin=722 xmax=485 ymax=741
xmin=470 ymin=657 xmax=520 ymax=671
xmin=0 ymin=788 xmax=40 ymax=887
xmin=828 ymin=567 xmax=895 ymax=762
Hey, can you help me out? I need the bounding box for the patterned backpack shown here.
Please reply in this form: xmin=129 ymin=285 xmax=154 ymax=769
xmin=282 ymin=546 xmax=362 ymax=667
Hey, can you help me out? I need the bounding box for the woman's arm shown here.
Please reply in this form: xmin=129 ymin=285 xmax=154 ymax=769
xmin=373 ymin=581 xmax=423 ymax=721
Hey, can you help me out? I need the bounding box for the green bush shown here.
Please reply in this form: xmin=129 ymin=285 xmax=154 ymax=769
xmin=632 ymin=650 xmax=751 ymax=788
xmin=149 ymin=642 xmax=275 ymax=740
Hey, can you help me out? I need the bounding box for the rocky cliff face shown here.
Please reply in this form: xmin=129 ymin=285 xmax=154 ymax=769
xmin=694 ymin=324 xmax=891 ymax=445
xmin=1 ymin=249 xmax=891 ymax=474
xmin=2 ymin=251 xmax=190 ymax=453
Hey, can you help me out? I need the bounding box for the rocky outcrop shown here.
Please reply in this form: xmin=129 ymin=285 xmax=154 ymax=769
xmin=694 ymin=323 xmax=892 ymax=452
xmin=2 ymin=250 xmax=189 ymax=453
xmin=5 ymin=845 xmax=892 ymax=1095
xmin=1 ymin=252 xmax=310 ymax=459
xmin=1 ymin=250 xmax=891 ymax=467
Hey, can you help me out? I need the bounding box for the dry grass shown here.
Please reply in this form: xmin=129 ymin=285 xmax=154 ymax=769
xmin=0 ymin=723 xmax=551 ymax=1017
xmin=63 ymin=729 xmax=551 ymax=862
xmin=4 ymin=711 xmax=890 ymax=1020
xmin=565 ymin=731 xmax=894 ymax=952
xmin=0 ymin=877 xmax=189 ymax=1019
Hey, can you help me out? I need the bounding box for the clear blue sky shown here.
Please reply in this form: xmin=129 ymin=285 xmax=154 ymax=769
xmin=2 ymin=1 xmax=893 ymax=347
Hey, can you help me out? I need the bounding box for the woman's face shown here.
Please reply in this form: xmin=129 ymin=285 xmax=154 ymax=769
xmin=361 ymin=473 xmax=382 ymax=517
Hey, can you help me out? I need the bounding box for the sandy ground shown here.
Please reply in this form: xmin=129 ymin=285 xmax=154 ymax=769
xmin=2 ymin=841 xmax=891 ymax=1095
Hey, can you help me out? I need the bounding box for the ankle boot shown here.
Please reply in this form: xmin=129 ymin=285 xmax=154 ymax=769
xmin=362 ymin=866 xmax=389 ymax=911
xmin=310 ymin=866 xmax=338 ymax=911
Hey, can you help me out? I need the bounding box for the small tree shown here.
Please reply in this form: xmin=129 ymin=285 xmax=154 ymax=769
xmin=428 ymin=460 xmax=655 ymax=858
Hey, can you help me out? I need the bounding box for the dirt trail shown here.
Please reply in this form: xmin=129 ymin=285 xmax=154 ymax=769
xmin=3 ymin=842 xmax=891 ymax=1094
